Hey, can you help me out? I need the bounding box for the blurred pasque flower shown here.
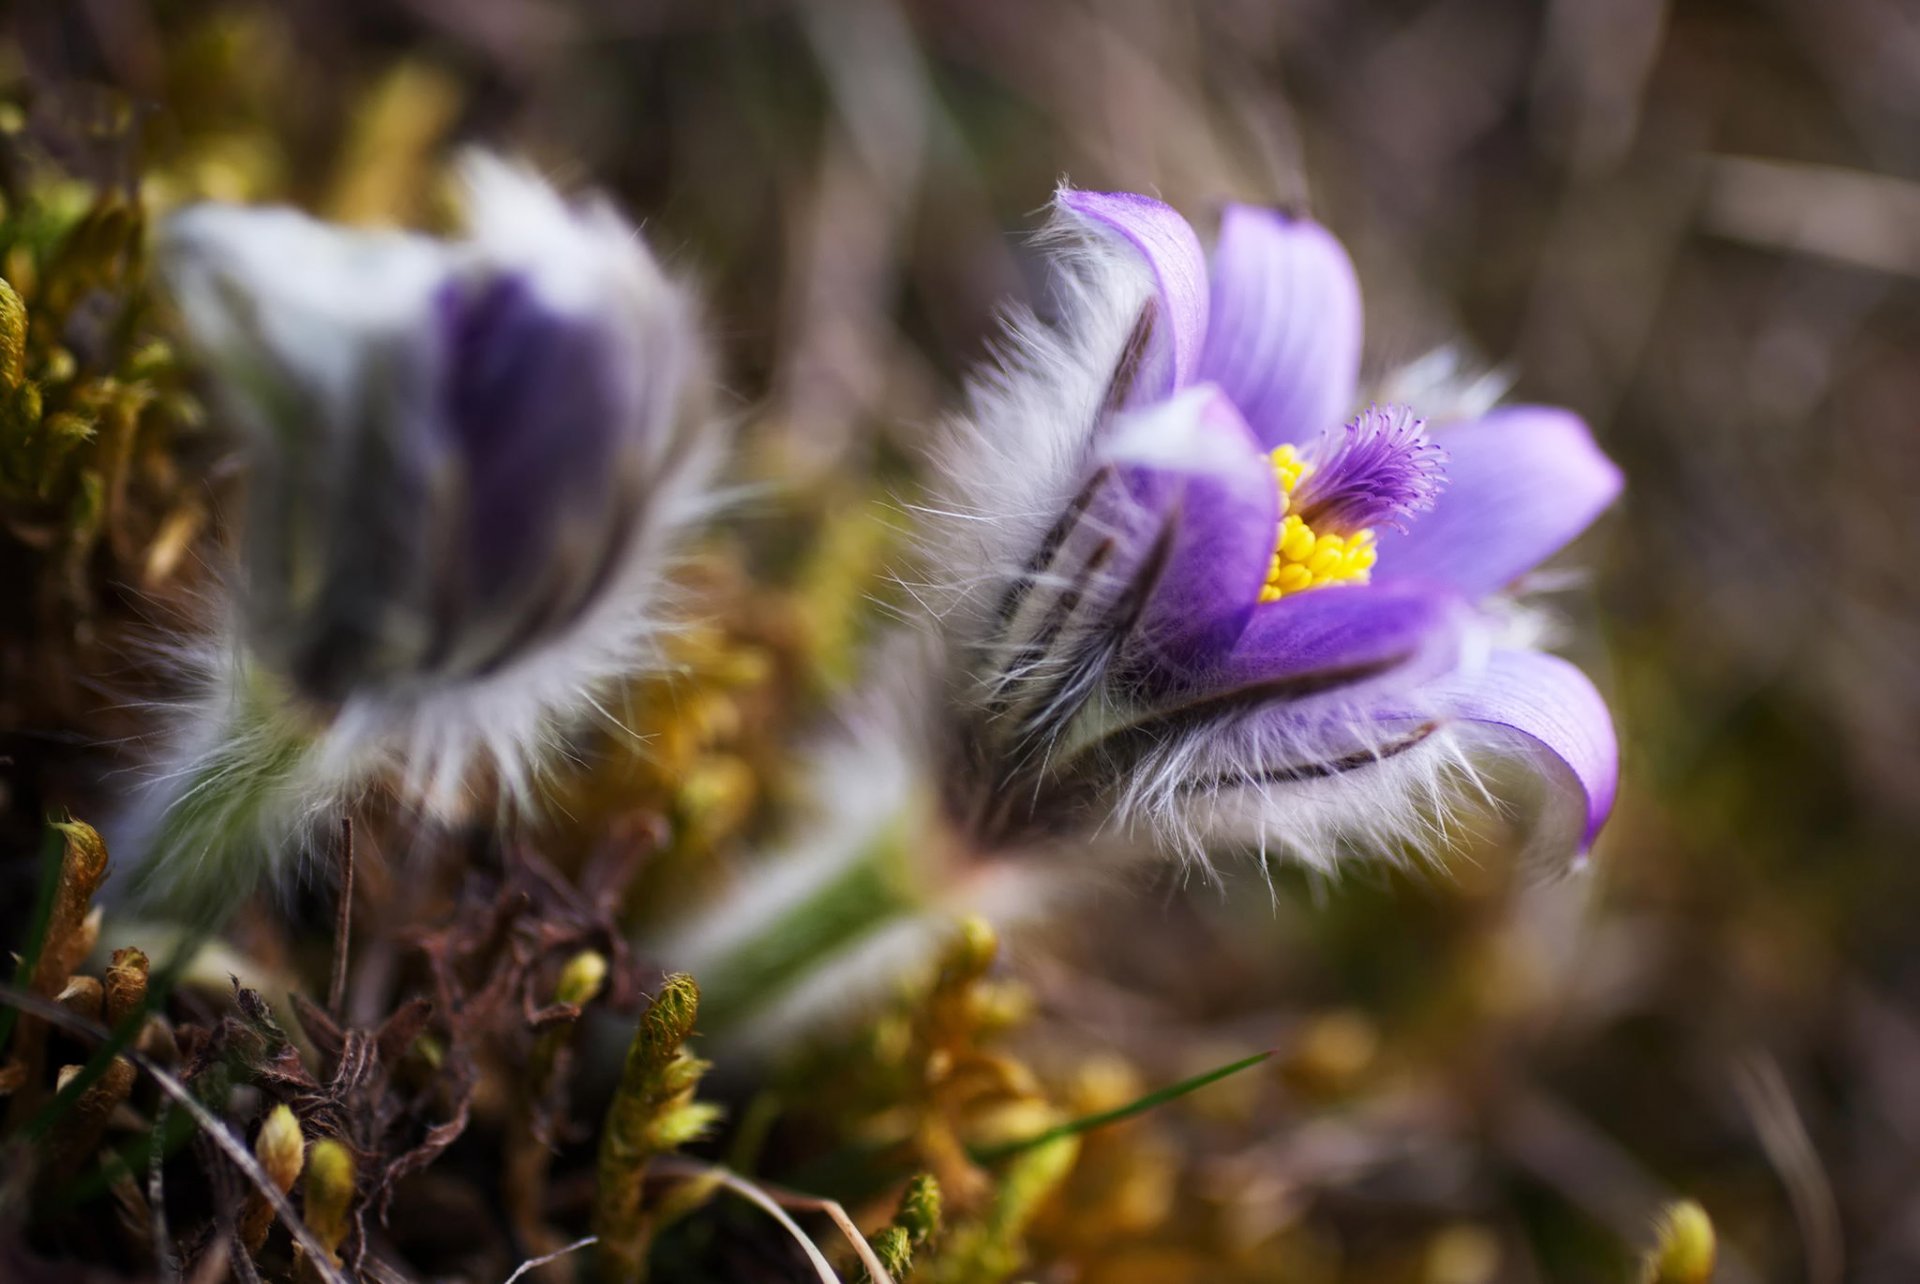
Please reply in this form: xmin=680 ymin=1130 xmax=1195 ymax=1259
xmin=120 ymin=154 xmax=721 ymax=915
xmin=672 ymin=188 xmax=1620 ymax=1040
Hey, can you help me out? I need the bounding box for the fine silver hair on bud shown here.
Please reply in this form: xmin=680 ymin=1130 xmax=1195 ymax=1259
xmin=117 ymin=152 xmax=724 ymax=918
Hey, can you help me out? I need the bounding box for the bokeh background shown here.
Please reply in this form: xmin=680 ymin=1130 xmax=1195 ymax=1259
xmin=5 ymin=1 xmax=1920 ymax=1281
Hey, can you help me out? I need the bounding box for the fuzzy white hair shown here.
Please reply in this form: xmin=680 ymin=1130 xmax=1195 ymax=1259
xmin=661 ymin=194 xmax=1594 ymax=1046
xmin=905 ymin=192 xmax=1520 ymax=884
xmin=115 ymin=154 xmax=723 ymax=916
xmin=917 ymin=196 xmax=1157 ymax=651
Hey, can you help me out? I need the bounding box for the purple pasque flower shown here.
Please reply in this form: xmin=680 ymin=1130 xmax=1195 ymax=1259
xmin=924 ymin=188 xmax=1622 ymax=870
xmin=121 ymin=154 xmax=721 ymax=912
xmin=656 ymin=187 xmax=1621 ymax=1044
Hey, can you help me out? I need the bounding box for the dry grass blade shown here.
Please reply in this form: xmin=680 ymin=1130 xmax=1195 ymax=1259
xmin=656 ymin=1157 xmax=894 ymax=1284
xmin=502 ymin=1235 xmax=598 ymax=1283
xmin=652 ymin=1158 xmax=846 ymax=1284
xmin=0 ymin=983 xmax=353 ymax=1284
xmin=1734 ymin=1054 xmax=1843 ymax=1284
xmin=764 ymin=1190 xmax=895 ymax=1284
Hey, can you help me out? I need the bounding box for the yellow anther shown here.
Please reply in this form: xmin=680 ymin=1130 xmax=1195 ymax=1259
xmin=1279 ymin=516 xmax=1316 ymax=562
xmin=1270 ymin=444 xmax=1311 ymax=491
xmin=1260 ymin=444 xmax=1378 ymax=602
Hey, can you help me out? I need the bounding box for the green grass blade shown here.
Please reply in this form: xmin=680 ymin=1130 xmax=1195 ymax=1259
xmin=968 ymin=1050 xmax=1274 ymax=1164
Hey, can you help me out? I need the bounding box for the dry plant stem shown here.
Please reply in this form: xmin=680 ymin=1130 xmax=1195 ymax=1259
xmin=7 ymin=822 xmax=110 ymax=1127
xmin=507 ymin=948 xmax=608 ymax=1261
xmin=648 ymin=1159 xmax=852 ymax=1284
xmin=45 ymin=1057 xmax=137 ymax=1187
xmin=503 ymin=1123 xmax=559 ymax=1268
xmin=329 ymin=817 xmax=354 ymax=1020
xmin=0 ymin=984 xmax=353 ymax=1284
xmin=654 ymin=1157 xmax=896 ymax=1284
xmin=209 ymin=1151 xmax=267 ymax=1284
xmin=36 ymin=823 xmax=110 ymax=992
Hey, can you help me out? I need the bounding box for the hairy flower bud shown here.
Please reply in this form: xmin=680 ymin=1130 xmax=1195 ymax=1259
xmin=118 ymin=153 xmax=724 ymax=916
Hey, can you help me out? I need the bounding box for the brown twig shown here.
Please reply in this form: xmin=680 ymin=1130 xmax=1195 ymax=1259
xmin=7 ymin=821 xmax=111 ymax=1128
xmin=0 ymin=983 xmax=354 ymax=1284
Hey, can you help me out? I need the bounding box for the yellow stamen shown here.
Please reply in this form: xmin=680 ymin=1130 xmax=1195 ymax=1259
xmin=1259 ymin=444 xmax=1378 ymax=603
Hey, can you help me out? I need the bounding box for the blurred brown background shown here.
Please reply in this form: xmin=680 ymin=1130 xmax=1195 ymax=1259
xmin=8 ymin=0 xmax=1920 ymax=1280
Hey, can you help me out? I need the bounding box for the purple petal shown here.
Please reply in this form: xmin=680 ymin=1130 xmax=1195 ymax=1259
xmin=1058 ymin=189 xmax=1208 ymax=400
xmin=1209 ymin=581 xmax=1460 ymax=695
xmin=1197 ymin=205 xmax=1362 ymax=450
xmin=1098 ymin=384 xmax=1278 ymax=669
xmin=1375 ymin=406 xmax=1623 ymax=597
xmin=436 ymin=272 xmax=622 ymax=613
xmin=1431 ymin=649 xmax=1618 ymax=853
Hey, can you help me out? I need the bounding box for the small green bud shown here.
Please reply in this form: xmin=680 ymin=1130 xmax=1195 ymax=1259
xmin=870 ymin=1226 xmax=912 ymax=1280
xmin=303 ymin=1138 xmax=355 ymax=1263
xmin=257 ymin=1104 xmax=305 ymax=1193
xmin=866 ymin=1173 xmax=942 ymax=1281
xmin=1642 ymin=1199 xmax=1715 ymax=1284
xmin=39 ymin=346 xmax=76 ymax=386
xmin=125 ymin=338 xmax=174 ymax=382
xmin=643 ymin=971 xmax=702 ymax=1048
xmin=555 ymin=949 xmax=609 ymax=1009
xmin=895 ymin=1174 xmax=941 ymax=1246
xmin=651 ymin=1100 xmax=724 ymax=1151
xmin=242 ymin=1103 xmax=307 ymax=1252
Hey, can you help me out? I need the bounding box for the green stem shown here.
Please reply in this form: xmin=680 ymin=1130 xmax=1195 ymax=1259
xmin=968 ymin=1050 xmax=1275 ymax=1163
xmin=690 ymin=823 xmax=923 ymax=1034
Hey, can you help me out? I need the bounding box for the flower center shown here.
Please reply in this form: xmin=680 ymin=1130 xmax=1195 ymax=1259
xmin=1260 ymin=444 xmax=1378 ymax=602
xmin=1257 ymin=406 xmax=1447 ymax=604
